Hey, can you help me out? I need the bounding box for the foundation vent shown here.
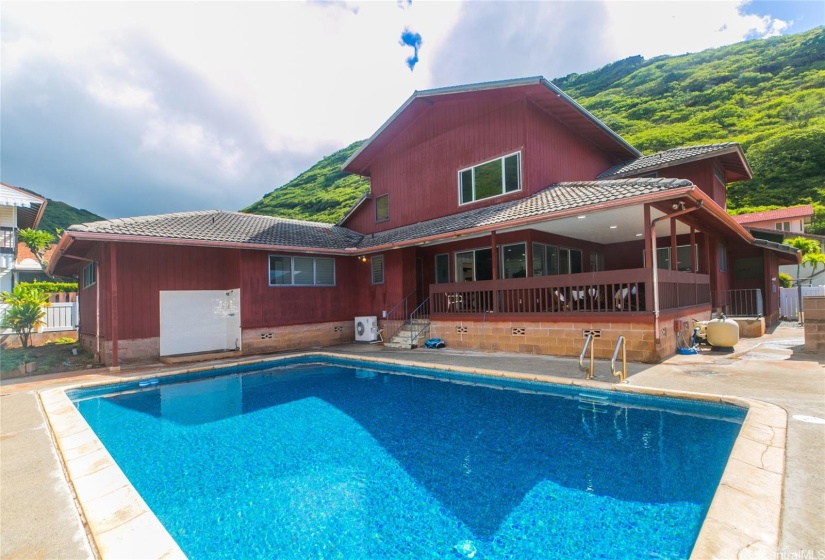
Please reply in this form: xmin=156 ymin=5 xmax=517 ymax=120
xmin=511 ymin=327 xmax=526 ymax=336
xmin=582 ymin=329 xmax=601 ymax=338
xmin=456 ymin=326 xmax=468 ymax=334
xmin=333 ymin=326 xmax=343 ymax=332
xmin=260 ymin=333 xmax=273 ymax=340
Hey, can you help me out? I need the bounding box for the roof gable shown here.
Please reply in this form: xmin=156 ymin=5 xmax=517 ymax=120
xmin=597 ymin=143 xmax=752 ymax=182
xmin=342 ymin=77 xmax=641 ymax=177
xmin=0 ymin=182 xmax=47 ymax=230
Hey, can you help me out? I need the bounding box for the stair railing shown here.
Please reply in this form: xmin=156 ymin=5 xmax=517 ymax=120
xmin=408 ymin=297 xmax=430 ymax=347
xmin=384 ymin=289 xmax=417 ymax=342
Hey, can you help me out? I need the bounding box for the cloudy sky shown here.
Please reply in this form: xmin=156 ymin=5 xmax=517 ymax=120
xmin=1 ymin=1 xmax=822 ymax=221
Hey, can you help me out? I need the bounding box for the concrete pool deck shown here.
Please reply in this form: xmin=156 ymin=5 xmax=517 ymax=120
xmin=1 ymin=324 xmax=822 ymax=559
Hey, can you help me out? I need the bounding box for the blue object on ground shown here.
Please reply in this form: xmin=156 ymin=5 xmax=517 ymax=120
xmin=424 ymin=338 xmax=446 ymax=349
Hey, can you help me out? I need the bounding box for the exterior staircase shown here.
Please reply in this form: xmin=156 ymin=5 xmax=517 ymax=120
xmin=383 ymin=319 xmax=430 ymax=349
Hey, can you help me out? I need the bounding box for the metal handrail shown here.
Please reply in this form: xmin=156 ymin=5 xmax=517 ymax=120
xmin=384 ymin=289 xmax=417 ymax=342
xmin=578 ymin=333 xmax=594 ymax=380
xmin=408 ymin=297 xmax=430 ymax=347
xmin=610 ymin=336 xmax=627 ymax=382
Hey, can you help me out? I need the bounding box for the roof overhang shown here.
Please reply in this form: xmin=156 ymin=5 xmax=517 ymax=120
xmin=47 ymin=231 xmax=359 ymax=277
xmin=342 ymin=76 xmax=641 ymax=177
xmin=0 ymin=183 xmax=48 ymax=230
xmin=607 ymin=144 xmax=752 ymax=183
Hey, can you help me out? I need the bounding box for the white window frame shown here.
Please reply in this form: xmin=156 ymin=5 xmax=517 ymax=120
xmin=82 ymin=262 xmax=96 ymax=289
xmin=458 ymin=151 xmax=521 ymax=206
xmin=371 ymin=255 xmax=384 ymax=285
xmin=268 ymin=255 xmax=336 ymax=287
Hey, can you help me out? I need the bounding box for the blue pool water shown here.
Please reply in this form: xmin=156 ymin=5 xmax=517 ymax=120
xmin=72 ymin=357 xmax=745 ymax=559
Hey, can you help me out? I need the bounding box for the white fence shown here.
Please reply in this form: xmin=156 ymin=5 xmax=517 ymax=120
xmin=0 ymin=301 xmax=79 ymax=334
xmin=779 ymin=286 xmax=825 ymax=320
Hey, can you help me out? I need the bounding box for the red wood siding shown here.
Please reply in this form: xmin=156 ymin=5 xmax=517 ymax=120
xmin=239 ymin=250 xmax=360 ymax=328
xmin=656 ymin=161 xmax=727 ymax=208
xmin=345 ymin=96 xmax=612 ymax=234
xmin=523 ymin=101 xmax=615 ymax=193
xmin=76 ymin=242 xmax=369 ymax=341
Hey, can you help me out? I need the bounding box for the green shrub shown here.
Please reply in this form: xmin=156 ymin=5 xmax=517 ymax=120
xmin=0 ymin=285 xmax=51 ymax=348
xmin=19 ymin=281 xmax=78 ymax=293
xmin=778 ymin=273 xmax=793 ymax=288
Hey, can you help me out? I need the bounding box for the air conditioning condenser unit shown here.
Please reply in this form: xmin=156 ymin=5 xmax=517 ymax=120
xmin=354 ymin=316 xmax=379 ymax=342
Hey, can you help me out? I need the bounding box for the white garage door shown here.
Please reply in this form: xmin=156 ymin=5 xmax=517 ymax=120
xmin=160 ymin=289 xmax=241 ymax=356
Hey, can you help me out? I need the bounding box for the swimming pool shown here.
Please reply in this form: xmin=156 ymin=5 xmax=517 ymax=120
xmin=69 ymin=356 xmax=745 ymax=559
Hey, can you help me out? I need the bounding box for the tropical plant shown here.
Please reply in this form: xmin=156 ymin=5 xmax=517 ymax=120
xmin=803 ymin=252 xmax=825 ymax=285
xmin=17 ymin=228 xmax=55 ymax=269
xmin=778 ymin=272 xmax=793 ymax=288
xmin=784 ymin=236 xmax=822 ymax=318
xmin=0 ymin=284 xmax=51 ymax=348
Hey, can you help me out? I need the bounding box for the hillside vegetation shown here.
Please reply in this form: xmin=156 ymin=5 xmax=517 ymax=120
xmin=243 ymin=142 xmax=368 ymax=224
xmin=39 ymin=199 xmax=104 ymax=233
xmin=245 ymin=28 xmax=825 ymax=229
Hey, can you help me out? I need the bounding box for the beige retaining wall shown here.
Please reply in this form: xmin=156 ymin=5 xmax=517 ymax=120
xmin=803 ymin=295 xmax=825 ymax=353
xmin=430 ymin=311 xmax=705 ymax=363
xmin=82 ymin=321 xmax=356 ymax=366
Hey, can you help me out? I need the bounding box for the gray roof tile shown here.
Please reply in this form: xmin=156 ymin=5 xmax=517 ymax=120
xmin=356 ymin=178 xmax=692 ymax=249
xmin=68 ymin=210 xmax=364 ymax=251
xmin=67 ymin=179 xmax=692 ymax=252
xmin=598 ymin=143 xmax=739 ymax=179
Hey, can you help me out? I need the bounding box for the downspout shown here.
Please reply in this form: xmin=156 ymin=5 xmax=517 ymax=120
xmin=650 ymin=200 xmax=704 ymax=342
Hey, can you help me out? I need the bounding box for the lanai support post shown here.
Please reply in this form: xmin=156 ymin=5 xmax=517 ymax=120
xmin=109 ymin=242 xmax=120 ymax=371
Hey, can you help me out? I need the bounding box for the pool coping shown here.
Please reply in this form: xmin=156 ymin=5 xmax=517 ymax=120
xmin=39 ymin=351 xmax=786 ymax=560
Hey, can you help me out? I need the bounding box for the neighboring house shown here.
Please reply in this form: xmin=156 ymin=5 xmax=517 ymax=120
xmin=732 ymin=205 xmax=814 ymax=234
xmin=733 ymin=205 xmax=824 ymax=287
xmin=15 ymin=242 xmax=59 ymax=284
xmin=0 ymin=183 xmax=47 ymax=293
xmin=48 ymin=77 xmax=800 ymax=368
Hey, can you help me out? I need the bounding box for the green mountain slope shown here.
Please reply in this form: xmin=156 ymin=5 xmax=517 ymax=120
xmin=242 ymin=142 xmax=369 ymax=224
xmin=39 ymin=199 xmax=104 ymax=233
xmin=243 ymin=27 xmax=825 ymax=228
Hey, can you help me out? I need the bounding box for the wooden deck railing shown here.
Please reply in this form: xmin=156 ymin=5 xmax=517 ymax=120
xmin=430 ymin=268 xmax=710 ymax=317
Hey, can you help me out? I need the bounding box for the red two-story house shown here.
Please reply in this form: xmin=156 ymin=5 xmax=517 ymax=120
xmin=49 ymin=77 xmax=799 ymax=367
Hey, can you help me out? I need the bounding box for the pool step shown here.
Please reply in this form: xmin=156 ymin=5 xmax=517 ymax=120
xmin=577 ymin=393 xmax=609 ymax=413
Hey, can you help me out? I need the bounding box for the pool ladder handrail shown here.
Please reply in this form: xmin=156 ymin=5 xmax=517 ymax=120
xmin=579 ymin=333 xmax=594 ymax=380
xmin=611 ymin=336 xmax=628 ymax=383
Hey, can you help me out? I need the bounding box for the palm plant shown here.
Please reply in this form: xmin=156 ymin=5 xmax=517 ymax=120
xmin=0 ymin=285 xmax=51 ymax=348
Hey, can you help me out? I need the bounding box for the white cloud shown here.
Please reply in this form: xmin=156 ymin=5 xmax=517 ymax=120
xmin=0 ymin=0 xmax=807 ymax=219
xmin=602 ymin=1 xmax=789 ymax=60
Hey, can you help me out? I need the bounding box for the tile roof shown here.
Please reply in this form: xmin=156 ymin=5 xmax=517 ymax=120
xmin=65 ymin=179 xmax=693 ymax=253
xmin=68 ymin=210 xmax=364 ymax=251
xmin=598 ymin=143 xmax=740 ymax=179
xmin=732 ymin=205 xmax=814 ymax=224
xmin=356 ymin=178 xmax=693 ymax=249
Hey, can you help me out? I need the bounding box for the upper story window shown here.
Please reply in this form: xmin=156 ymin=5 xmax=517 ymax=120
xmin=375 ymin=195 xmax=389 ymax=222
xmin=775 ymin=221 xmax=790 ymax=231
xmin=269 ymin=255 xmax=335 ymax=286
xmin=82 ymin=262 xmax=96 ymax=289
xmin=459 ymin=152 xmax=521 ymax=205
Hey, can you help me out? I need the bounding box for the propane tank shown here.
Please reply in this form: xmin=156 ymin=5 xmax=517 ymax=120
xmin=706 ymin=314 xmax=739 ymax=348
